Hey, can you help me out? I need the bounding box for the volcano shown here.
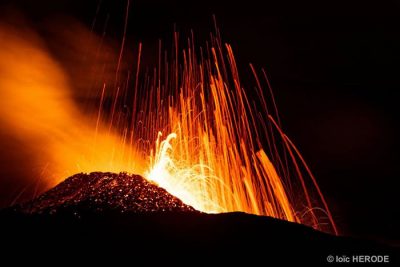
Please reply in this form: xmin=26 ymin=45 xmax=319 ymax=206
xmin=17 ymin=172 xmax=195 ymax=215
xmin=0 ymin=172 xmax=396 ymax=265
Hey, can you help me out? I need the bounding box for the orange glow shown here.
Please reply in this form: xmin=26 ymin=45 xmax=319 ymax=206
xmin=0 ymin=23 xmax=143 ymax=186
xmin=0 ymin=22 xmax=337 ymax=234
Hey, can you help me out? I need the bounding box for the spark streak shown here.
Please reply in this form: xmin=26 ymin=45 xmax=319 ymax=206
xmin=0 ymin=21 xmax=337 ymax=234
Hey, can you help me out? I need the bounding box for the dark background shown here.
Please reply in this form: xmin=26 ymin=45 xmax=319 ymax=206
xmin=1 ymin=0 xmax=399 ymax=244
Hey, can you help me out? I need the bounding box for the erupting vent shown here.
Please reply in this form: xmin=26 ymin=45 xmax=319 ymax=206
xmin=0 ymin=15 xmax=336 ymax=234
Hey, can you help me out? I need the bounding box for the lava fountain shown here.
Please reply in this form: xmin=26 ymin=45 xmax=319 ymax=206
xmin=0 ymin=18 xmax=337 ymax=234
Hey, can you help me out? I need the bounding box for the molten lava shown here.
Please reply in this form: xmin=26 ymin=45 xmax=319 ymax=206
xmin=0 ymin=21 xmax=336 ymax=234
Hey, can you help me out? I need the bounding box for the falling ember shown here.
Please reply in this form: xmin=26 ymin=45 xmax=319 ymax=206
xmin=0 ymin=20 xmax=337 ymax=234
xmin=110 ymin=29 xmax=336 ymax=233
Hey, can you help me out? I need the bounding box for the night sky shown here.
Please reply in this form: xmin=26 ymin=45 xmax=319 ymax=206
xmin=1 ymin=0 xmax=399 ymax=244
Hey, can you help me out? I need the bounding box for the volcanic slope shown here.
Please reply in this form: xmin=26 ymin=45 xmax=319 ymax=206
xmin=1 ymin=172 xmax=396 ymax=265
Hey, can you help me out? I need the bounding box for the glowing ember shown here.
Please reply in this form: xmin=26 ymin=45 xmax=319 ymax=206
xmin=0 ymin=21 xmax=337 ymax=234
xmin=18 ymin=172 xmax=195 ymax=215
xmin=108 ymin=31 xmax=336 ymax=233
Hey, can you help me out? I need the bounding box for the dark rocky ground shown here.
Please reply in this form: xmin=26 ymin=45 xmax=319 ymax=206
xmin=17 ymin=172 xmax=195 ymax=215
xmin=0 ymin=172 xmax=398 ymax=265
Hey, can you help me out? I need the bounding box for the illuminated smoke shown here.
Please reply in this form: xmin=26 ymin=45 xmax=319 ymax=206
xmin=0 ymin=20 xmax=336 ymax=234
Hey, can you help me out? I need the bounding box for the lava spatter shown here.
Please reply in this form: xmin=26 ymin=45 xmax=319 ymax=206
xmin=17 ymin=172 xmax=196 ymax=215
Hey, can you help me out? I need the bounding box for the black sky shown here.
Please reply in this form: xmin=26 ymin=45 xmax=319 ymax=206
xmin=1 ymin=0 xmax=399 ymax=243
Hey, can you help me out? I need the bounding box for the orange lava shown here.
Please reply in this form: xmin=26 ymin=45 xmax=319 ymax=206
xmin=0 ymin=21 xmax=337 ymax=234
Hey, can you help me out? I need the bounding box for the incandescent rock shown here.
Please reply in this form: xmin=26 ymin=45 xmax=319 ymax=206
xmin=17 ymin=172 xmax=195 ymax=215
xmin=0 ymin=172 xmax=397 ymax=265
